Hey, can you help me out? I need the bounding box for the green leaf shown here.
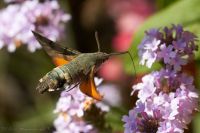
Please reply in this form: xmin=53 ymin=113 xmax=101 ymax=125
xmin=193 ymin=113 xmax=200 ymax=133
xmin=106 ymin=107 xmax=127 ymax=132
xmin=124 ymin=0 xmax=200 ymax=74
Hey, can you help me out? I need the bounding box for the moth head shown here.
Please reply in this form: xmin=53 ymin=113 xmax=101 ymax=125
xmin=94 ymin=31 xmax=136 ymax=74
xmin=93 ymin=52 xmax=110 ymax=67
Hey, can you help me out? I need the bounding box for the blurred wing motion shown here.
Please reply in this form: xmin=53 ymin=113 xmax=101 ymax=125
xmin=80 ymin=66 xmax=103 ymax=101
xmin=32 ymin=31 xmax=81 ymax=65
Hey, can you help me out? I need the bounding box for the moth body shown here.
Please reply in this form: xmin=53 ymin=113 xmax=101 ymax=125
xmin=66 ymin=52 xmax=109 ymax=79
xmin=36 ymin=66 xmax=71 ymax=93
xmin=37 ymin=52 xmax=109 ymax=93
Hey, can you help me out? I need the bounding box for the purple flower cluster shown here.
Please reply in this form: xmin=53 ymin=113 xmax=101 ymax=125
xmin=138 ymin=25 xmax=198 ymax=71
xmin=124 ymin=71 xmax=198 ymax=132
xmin=53 ymin=90 xmax=94 ymax=133
xmin=123 ymin=25 xmax=199 ymax=133
xmin=4 ymin=0 xmax=25 ymax=3
xmin=0 ymin=0 xmax=70 ymax=52
xmin=54 ymin=78 xmax=109 ymax=133
xmin=54 ymin=113 xmax=94 ymax=133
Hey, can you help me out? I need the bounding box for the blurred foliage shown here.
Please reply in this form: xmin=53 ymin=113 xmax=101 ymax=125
xmin=105 ymin=107 xmax=127 ymax=132
xmin=155 ymin=0 xmax=179 ymax=9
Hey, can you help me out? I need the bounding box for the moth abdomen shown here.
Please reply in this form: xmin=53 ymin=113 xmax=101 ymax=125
xmin=36 ymin=66 xmax=72 ymax=93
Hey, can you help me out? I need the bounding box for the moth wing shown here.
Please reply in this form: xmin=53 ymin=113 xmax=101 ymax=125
xmin=32 ymin=31 xmax=81 ymax=66
xmin=80 ymin=66 xmax=103 ymax=101
xmin=52 ymin=57 xmax=69 ymax=66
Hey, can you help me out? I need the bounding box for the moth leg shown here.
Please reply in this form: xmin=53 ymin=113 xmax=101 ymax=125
xmin=64 ymin=82 xmax=80 ymax=92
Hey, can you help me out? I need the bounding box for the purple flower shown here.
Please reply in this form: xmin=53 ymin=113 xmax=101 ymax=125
xmin=54 ymin=78 xmax=109 ymax=132
xmin=129 ymin=69 xmax=199 ymax=132
xmin=122 ymin=95 xmax=195 ymax=133
xmin=157 ymin=44 xmax=176 ymax=64
xmin=54 ymin=113 xmax=94 ymax=133
xmin=122 ymin=101 xmax=164 ymax=133
xmin=132 ymin=72 xmax=158 ymax=102
xmin=122 ymin=101 xmax=145 ymax=133
xmin=139 ymin=38 xmax=160 ymax=68
xmin=0 ymin=0 xmax=70 ymax=52
xmin=122 ymin=110 xmax=137 ymax=133
xmin=138 ymin=25 xmax=198 ymax=71
xmin=133 ymin=68 xmax=198 ymax=98
xmin=157 ymin=120 xmax=184 ymax=133
xmin=145 ymin=93 xmax=179 ymax=121
xmin=175 ymin=85 xmax=199 ymax=124
xmin=125 ymin=25 xmax=199 ymax=133
xmin=54 ymin=89 xmax=86 ymax=117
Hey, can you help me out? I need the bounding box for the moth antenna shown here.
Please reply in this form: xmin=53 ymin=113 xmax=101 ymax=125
xmin=95 ymin=31 xmax=101 ymax=52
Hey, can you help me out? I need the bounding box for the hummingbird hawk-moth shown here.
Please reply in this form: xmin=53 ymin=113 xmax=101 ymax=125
xmin=32 ymin=31 xmax=134 ymax=101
